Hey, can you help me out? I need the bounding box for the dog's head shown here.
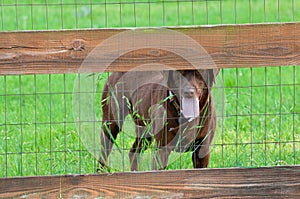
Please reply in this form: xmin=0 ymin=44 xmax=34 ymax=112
xmin=164 ymin=69 xmax=219 ymax=119
xmin=166 ymin=69 xmax=218 ymax=100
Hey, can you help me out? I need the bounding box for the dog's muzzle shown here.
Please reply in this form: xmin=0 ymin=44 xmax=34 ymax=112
xmin=168 ymin=90 xmax=199 ymax=124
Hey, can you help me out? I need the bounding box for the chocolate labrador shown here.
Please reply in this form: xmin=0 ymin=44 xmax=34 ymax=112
xmin=98 ymin=69 xmax=218 ymax=171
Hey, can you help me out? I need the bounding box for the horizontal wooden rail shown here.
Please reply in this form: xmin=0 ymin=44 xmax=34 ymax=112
xmin=0 ymin=166 xmax=299 ymax=198
xmin=1 ymin=23 xmax=300 ymax=75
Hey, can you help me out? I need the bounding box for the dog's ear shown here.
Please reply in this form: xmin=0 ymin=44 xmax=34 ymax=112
xmin=168 ymin=70 xmax=174 ymax=87
xmin=206 ymin=68 xmax=220 ymax=89
xmin=163 ymin=70 xmax=175 ymax=89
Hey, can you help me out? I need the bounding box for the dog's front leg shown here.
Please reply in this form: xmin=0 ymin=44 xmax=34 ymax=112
xmin=192 ymin=150 xmax=210 ymax=168
xmin=129 ymin=137 xmax=141 ymax=171
xmin=129 ymin=125 xmax=152 ymax=171
xmin=192 ymin=137 xmax=211 ymax=168
xmin=129 ymin=137 xmax=152 ymax=171
xmin=152 ymin=145 xmax=172 ymax=170
xmin=149 ymin=104 xmax=172 ymax=170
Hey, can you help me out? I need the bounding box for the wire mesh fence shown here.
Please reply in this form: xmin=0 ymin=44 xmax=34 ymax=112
xmin=0 ymin=0 xmax=299 ymax=177
xmin=1 ymin=0 xmax=300 ymax=31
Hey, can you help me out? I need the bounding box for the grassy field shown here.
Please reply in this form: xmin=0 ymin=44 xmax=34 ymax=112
xmin=0 ymin=0 xmax=300 ymax=177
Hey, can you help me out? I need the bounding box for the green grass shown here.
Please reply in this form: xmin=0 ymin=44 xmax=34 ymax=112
xmin=0 ymin=0 xmax=300 ymax=177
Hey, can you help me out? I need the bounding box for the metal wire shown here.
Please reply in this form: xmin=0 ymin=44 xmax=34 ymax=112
xmin=0 ymin=0 xmax=299 ymax=177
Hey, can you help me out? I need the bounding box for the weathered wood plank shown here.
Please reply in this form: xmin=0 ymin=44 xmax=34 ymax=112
xmin=0 ymin=166 xmax=299 ymax=198
xmin=1 ymin=23 xmax=300 ymax=75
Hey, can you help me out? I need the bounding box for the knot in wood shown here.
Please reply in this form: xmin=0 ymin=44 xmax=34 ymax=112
xmin=149 ymin=49 xmax=160 ymax=56
xmin=70 ymin=39 xmax=86 ymax=51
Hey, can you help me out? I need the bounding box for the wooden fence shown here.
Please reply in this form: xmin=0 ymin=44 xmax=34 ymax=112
xmin=0 ymin=166 xmax=299 ymax=198
xmin=0 ymin=22 xmax=300 ymax=198
xmin=1 ymin=22 xmax=300 ymax=75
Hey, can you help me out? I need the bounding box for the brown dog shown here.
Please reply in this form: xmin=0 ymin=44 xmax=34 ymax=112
xmin=99 ymin=69 xmax=218 ymax=171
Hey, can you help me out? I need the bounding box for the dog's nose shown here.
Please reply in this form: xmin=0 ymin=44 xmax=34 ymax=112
xmin=183 ymin=87 xmax=195 ymax=98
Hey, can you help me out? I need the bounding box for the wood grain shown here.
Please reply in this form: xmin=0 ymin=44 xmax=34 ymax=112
xmin=1 ymin=23 xmax=300 ymax=75
xmin=0 ymin=166 xmax=299 ymax=198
